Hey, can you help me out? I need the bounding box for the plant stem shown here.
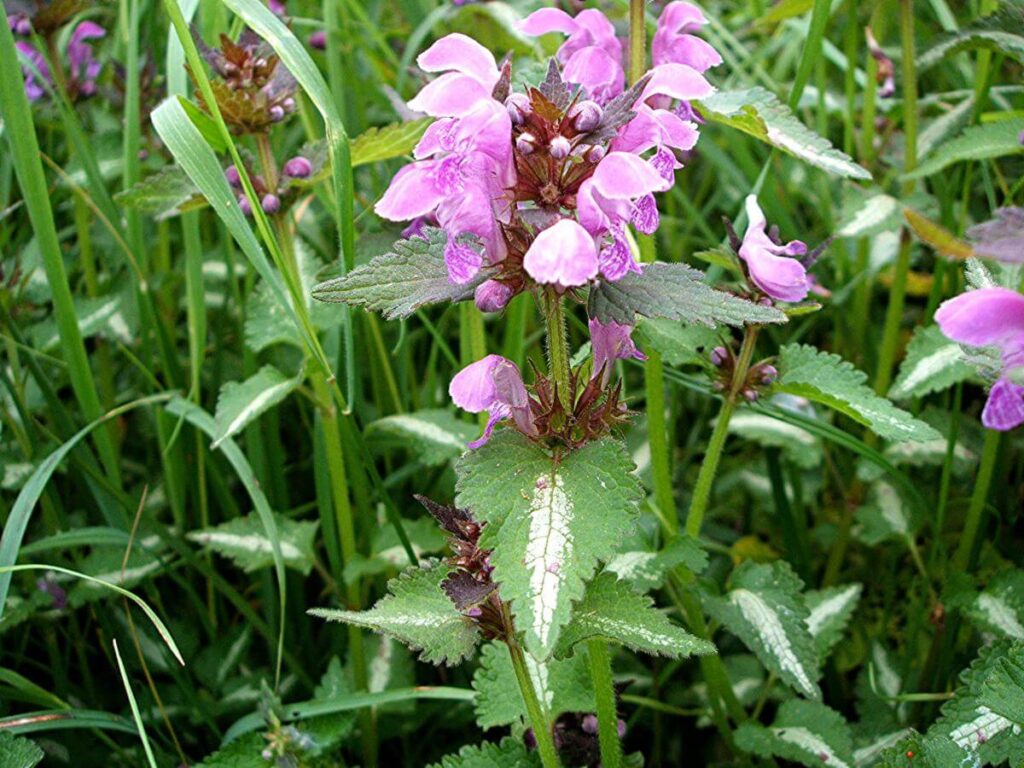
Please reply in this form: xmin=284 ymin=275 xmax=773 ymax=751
xmin=685 ymin=328 xmax=759 ymax=537
xmin=507 ymin=638 xmax=561 ymax=768
xmin=953 ymin=428 xmax=1001 ymax=572
xmin=588 ymin=639 xmax=622 ymax=768
xmin=628 ymin=0 xmax=646 ymax=86
xmin=544 ymin=290 xmax=572 ymax=405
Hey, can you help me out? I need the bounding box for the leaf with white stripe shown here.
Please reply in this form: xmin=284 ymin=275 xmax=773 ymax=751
xmin=964 ymin=570 xmax=1024 ymax=642
xmin=556 ymin=572 xmax=714 ymax=658
xmin=606 ymin=536 xmax=708 ymax=592
xmin=309 ymin=560 xmax=479 ymax=666
xmin=727 ymin=411 xmax=822 ymax=469
xmin=736 ymin=699 xmax=855 ymax=768
xmin=980 ymin=642 xmax=1024 ymax=726
xmin=472 ymin=640 xmax=594 ymax=729
xmin=853 ymin=729 xmax=914 ymax=767
xmin=456 ymin=432 xmax=642 ymax=658
xmin=890 ymin=325 xmax=977 ymax=401
xmin=211 ymin=366 xmax=301 ymax=449
xmin=928 ymin=641 xmax=1024 ymax=766
xmin=189 ymin=512 xmax=318 ymax=575
xmin=366 ymin=410 xmax=478 ymax=466
xmin=855 ymin=481 xmax=918 ymax=547
xmin=806 ymin=583 xmax=863 ymax=661
xmin=704 ymin=560 xmax=822 ymax=700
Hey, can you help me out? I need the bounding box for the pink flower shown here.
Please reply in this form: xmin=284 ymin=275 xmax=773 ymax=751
xmin=66 ymin=21 xmax=105 ymax=98
xmin=523 ymin=219 xmax=600 ymax=289
xmin=590 ymin=318 xmax=646 ymax=384
xmin=449 ymin=355 xmax=536 ymax=447
xmin=408 ymin=33 xmax=502 ymax=117
xmin=652 ymin=2 xmax=723 ymax=73
xmin=518 ymin=8 xmax=624 ymax=103
xmin=738 ymin=195 xmax=809 ymax=303
xmin=935 ymin=287 xmax=1024 ymax=431
xmin=16 ymin=42 xmax=49 ymax=101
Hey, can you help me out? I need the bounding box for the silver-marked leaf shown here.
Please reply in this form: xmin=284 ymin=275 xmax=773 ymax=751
xmin=837 ymin=192 xmax=903 ymax=239
xmin=0 ymin=732 xmax=44 ymax=768
xmin=919 ymin=6 xmax=1024 ymax=70
xmin=30 ymin=291 xmax=137 ymax=351
xmin=928 ymin=641 xmax=1024 ymax=765
xmin=472 ymin=641 xmax=594 ymax=729
xmin=309 ymin=560 xmax=479 ymax=666
xmin=114 ymin=164 xmax=204 ymax=219
xmin=456 ymin=432 xmax=642 ymax=658
xmin=606 ymin=536 xmax=708 ymax=592
xmin=427 ymin=737 xmax=538 ymax=768
xmin=805 ymin=584 xmax=862 ymax=661
xmin=188 ymin=512 xmax=318 ymax=575
xmin=311 ymin=229 xmax=483 ymax=319
xmin=212 ymin=365 xmax=301 ymax=449
xmin=775 ymin=345 xmax=941 ymax=443
xmin=890 ymin=325 xmax=978 ymax=400
xmin=905 ymin=118 xmax=1024 ymax=180
xmin=704 ymin=560 xmax=821 ymax=700
xmin=701 ymin=87 xmax=871 ymax=180
xmin=366 ymin=410 xmax=477 ymax=466
xmin=736 ymin=699 xmax=855 ymax=768
xmin=963 ymin=571 xmax=1024 ymax=642
xmin=727 ymin=411 xmax=822 ymax=469
xmin=980 ymin=643 xmax=1024 ymax=725
xmin=876 ymin=732 xmax=970 ymax=768
xmin=854 ymin=481 xmax=917 ymax=546
xmin=556 ymin=572 xmax=715 ymax=658
xmin=852 ymin=729 xmax=916 ymax=767
xmin=633 ymin=317 xmax=721 ymax=367
xmin=588 ymin=262 xmax=787 ymax=327
xmin=351 ymin=119 xmax=432 ymax=167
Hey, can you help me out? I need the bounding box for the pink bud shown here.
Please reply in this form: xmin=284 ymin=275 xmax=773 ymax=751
xmin=474 ymin=280 xmax=513 ymax=313
xmin=585 ymin=145 xmax=606 ymax=164
xmin=261 ymin=194 xmax=281 ymax=214
xmin=308 ymin=30 xmax=326 ymax=50
xmin=617 ymin=719 xmax=627 ymax=739
xmin=549 ymin=135 xmax=571 ymax=159
xmin=743 ymin=388 xmax=759 ymax=402
xmin=569 ymin=100 xmax=603 ymax=132
xmin=268 ymin=105 xmax=285 ymax=122
xmin=516 ymin=133 xmax=536 ymax=155
xmin=581 ymin=715 xmax=598 ymax=735
xmin=505 ymin=93 xmax=531 ymax=125
xmin=283 ymin=156 xmax=312 ymax=178
xmin=759 ymin=364 xmax=778 ymax=385
xmin=238 ymin=195 xmax=252 ymax=216
xmin=710 ymin=346 xmax=728 ymax=366
xmin=224 ymin=166 xmax=241 ymax=187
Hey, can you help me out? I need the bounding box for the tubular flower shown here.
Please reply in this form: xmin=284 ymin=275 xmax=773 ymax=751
xmin=738 ymin=195 xmax=809 ymax=303
xmin=15 ymin=41 xmax=49 ymax=101
xmin=935 ymin=287 xmax=1024 ymax=431
xmin=66 ymin=21 xmax=104 ymax=98
xmin=449 ymin=355 xmax=537 ymax=447
xmin=652 ymin=1 xmax=723 ymax=73
xmin=589 ymin=318 xmax=646 ymax=385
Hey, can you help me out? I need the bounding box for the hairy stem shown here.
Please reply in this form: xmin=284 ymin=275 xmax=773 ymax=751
xmin=588 ymin=639 xmax=622 ymax=768
xmin=544 ymin=290 xmax=572 ymax=406
xmin=507 ymin=637 xmax=561 ymax=768
xmin=628 ymin=0 xmax=646 ymax=86
xmin=953 ymin=428 xmax=1001 ymax=572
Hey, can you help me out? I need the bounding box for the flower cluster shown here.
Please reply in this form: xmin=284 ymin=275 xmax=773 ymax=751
xmin=11 ymin=5 xmax=105 ymax=103
xmin=731 ymin=195 xmax=814 ymax=304
xmin=377 ymin=3 xmax=723 ymax=447
xmin=191 ymin=28 xmax=297 ymax=134
xmin=225 ymin=152 xmax=317 ymax=217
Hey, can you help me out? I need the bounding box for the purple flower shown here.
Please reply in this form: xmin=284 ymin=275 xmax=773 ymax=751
xmin=474 ymin=279 xmax=513 ymax=313
xmin=738 ymin=195 xmax=809 ymax=303
xmin=967 ymin=208 xmax=1024 ymax=263
xmin=267 ymin=0 xmax=286 ymax=15
xmin=407 ymin=33 xmax=502 ymax=117
xmin=519 ymin=8 xmax=624 ymax=104
xmin=283 ymin=156 xmax=313 ymax=178
xmin=66 ymin=21 xmax=105 ymax=98
xmin=16 ymin=41 xmax=49 ymax=101
xmin=652 ymin=2 xmax=723 ymax=72
xmin=523 ymin=218 xmax=600 ymax=289
xmin=590 ymin=318 xmax=646 ymax=384
xmin=449 ymin=354 xmax=537 ymax=447
xmin=308 ymin=30 xmax=327 ymax=50
xmin=935 ymin=287 xmax=1024 ymax=431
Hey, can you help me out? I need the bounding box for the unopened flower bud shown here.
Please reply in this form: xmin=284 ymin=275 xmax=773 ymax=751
xmin=465 ymin=607 xmax=483 ymax=618
xmin=282 ymin=97 xmax=296 ymax=112
xmin=283 ymin=156 xmax=312 ymax=178
xmin=743 ymin=388 xmax=759 ymax=402
xmin=261 ymin=193 xmax=281 ymax=214
xmin=549 ymin=135 xmax=571 ymax=159
xmin=238 ymin=195 xmax=252 ymax=216
xmin=505 ymin=93 xmax=531 ymax=126
xmin=475 ymin=280 xmax=513 ymax=313
xmin=523 ymin=728 xmax=537 ymax=749
xmin=585 ymin=144 xmax=606 ymax=164
xmin=268 ymin=105 xmax=285 ymax=122
xmin=516 ymin=133 xmax=536 ymax=155
xmin=309 ymin=30 xmax=327 ymax=50
xmin=224 ymin=166 xmax=241 ymax=187
xmin=759 ymin=364 xmax=778 ymax=385
xmin=14 ymin=18 xmax=32 ymax=35
xmin=569 ymin=100 xmax=603 ymax=132
xmin=617 ymin=719 xmax=627 ymax=739
xmin=582 ymin=715 xmax=598 ymax=735
xmin=710 ymin=346 xmax=728 ymax=366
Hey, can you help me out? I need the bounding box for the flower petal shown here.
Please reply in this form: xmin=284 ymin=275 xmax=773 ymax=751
xmin=934 ymin=287 xmax=1024 ymax=355
xmin=408 ymin=72 xmax=494 ymax=117
xmin=982 ymin=378 xmax=1024 ymax=431
xmin=641 ymin=63 xmax=715 ymax=102
xmin=518 ymin=8 xmax=580 ymax=37
xmin=449 ymin=354 xmax=504 ymax=412
xmin=523 ymin=219 xmax=599 ymax=288
xmin=374 ymin=162 xmax=445 ymax=220
xmin=417 ymin=33 xmax=499 ymax=88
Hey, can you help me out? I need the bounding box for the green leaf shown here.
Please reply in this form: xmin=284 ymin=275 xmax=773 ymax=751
xmin=0 ymin=732 xmax=44 ymax=768
xmin=588 ymin=262 xmax=787 ymax=327
xmin=700 ymin=87 xmax=871 ymax=180
xmin=312 ymin=229 xmax=482 ymax=320
xmin=889 ymin=325 xmax=978 ymax=400
xmin=836 ymin=192 xmax=904 ymax=239
xmin=928 ymin=642 xmax=1024 ymax=765
xmin=556 ymin=573 xmax=715 ymax=658
xmin=962 ymin=570 xmax=1024 ymax=642
xmin=854 ymin=481 xmax=918 ymax=546
xmin=30 ymin=290 xmax=138 ymax=352
xmin=727 ymin=411 xmax=822 ymax=469
xmin=427 ymin=737 xmax=538 ymax=768
xmin=309 ymin=560 xmax=479 ymax=666
xmin=775 ymin=345 xmax=941 ymax=443
xmin=351 ymin=119 xmax=432 ymax=167
xmin=735 ymin=699 xmax=854 ymax=768
xmin=979 ymin=643 xmax=1024 ymax=725
xmin=188 ymin=512 xmax=319 ymax=576
xmin=456 ymin=432 xmax=642 ymax=658
xmin=194 ymin=732 xmax=267 ymax=768
xmin=114 ymin=164 xmax=204 ymax=219
xmin=472 ymin=641 xmax=594 ymax=729
xmin=905 ymin=118 xmax=1024 ymax=180
xmin=212 ymin=366 xmax=301 ymax=449
xmin=919 ymin=6 xmax=1024 ymax=69
xmin=366 ymin=410 xmax=478 ymax=466
xmin=633 ymin=317 xmax=721 ymax=367
xmin=605 ymin=536 xmax=708 ymax=592
xmin=876 ymin=732 xmax=968 ymax=768
xmin=805 ymin=583 xmax=862 ymax=661
xmin=704 ymin=560 xmax=822 ymax=699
